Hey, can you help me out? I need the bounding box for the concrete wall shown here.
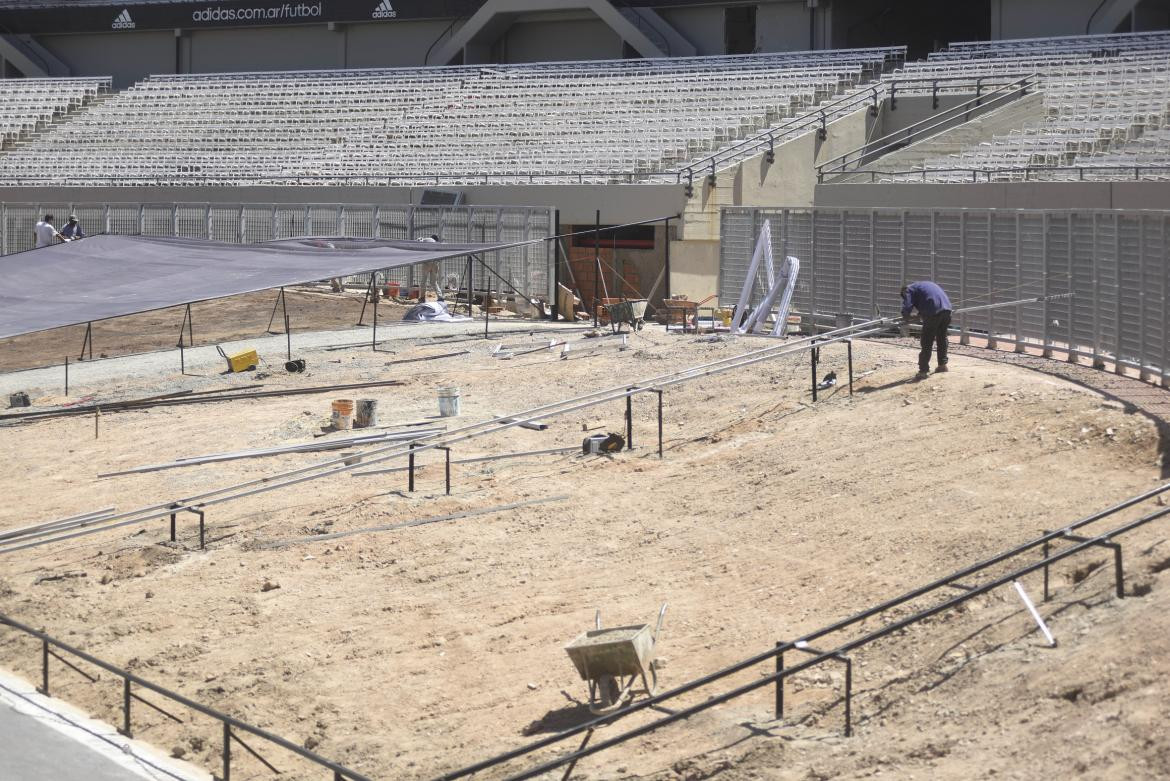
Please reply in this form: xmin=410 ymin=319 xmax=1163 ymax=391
xmin=990 ymin=0 xmax=1107 ymax=39
xmin=734 ymin=107 xmax=875 ymax=208
xmin=654 ymin=5 xmax=727 ymax=55
xmin=187 ymin=26 xmax=341 ymax=73
xmin=502 ymin=18 xmax=622 ymax=61
xmin=668 ymin=237 xmax=719 ymax=304
xmin=812 ymin=180 xmax=1170 ymax=210
xmin=0 ymin=183 xmax=686 ymax=226
xmin=341 ymin=21 xmax=462 ymax=69
xmin=39 ymin=31 xmax=175 ymax=86
xmin=755 ymin=1 xmax=814 ymax=52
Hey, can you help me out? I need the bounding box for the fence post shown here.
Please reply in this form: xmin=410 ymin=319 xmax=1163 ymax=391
xmin=122 ymin=677 xmax=132 ymax=737
xmin=40 ymin=638 xmax=48 ymax=695
xmin=1015 ymin=212 xmax=1025 ymax=353
xmin=222 ymin=722 xmax=231 ymax=781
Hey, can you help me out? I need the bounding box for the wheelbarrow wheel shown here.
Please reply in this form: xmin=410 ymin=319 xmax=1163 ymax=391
xmin=635 ymin=319 xmax=644 ymax=331
xmin=589 ymin=675 xmax=635 ymax=714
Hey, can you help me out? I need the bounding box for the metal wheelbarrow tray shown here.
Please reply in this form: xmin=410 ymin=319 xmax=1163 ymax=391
xmin=564 ymin=604 xmax=666 ymax=713
xmin=607 ymin=298 xmax=648 ymax=334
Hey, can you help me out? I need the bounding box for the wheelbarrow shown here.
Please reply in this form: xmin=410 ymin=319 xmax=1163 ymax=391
xmin=564 ymin=603 xmax=667 ymax=714
xmin=606 ymin=298 xmax=648 ymax=335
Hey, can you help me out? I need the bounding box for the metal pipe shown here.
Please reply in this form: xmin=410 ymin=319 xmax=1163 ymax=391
xmin=436 ymin=480 xmax=1170 ymax=779
xmin=498 ymin=503 xmax=1170 ymax=781
xmin=4 ymin=296 xmax=1060 ymax=555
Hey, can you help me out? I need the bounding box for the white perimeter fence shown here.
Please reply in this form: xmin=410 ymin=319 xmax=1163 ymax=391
xmin=0 ymin=202 xmax=555 ymax=304
xmin=721 ymin=207 xmax=1169 ymax=386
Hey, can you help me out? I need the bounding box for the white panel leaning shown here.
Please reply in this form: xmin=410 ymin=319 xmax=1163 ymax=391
xmin=730 ymin=219 xmax=800 ymax=337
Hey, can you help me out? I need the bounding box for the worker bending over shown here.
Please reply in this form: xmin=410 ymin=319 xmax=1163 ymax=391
xmin=901 ymin=280 xmax=952 ymax=379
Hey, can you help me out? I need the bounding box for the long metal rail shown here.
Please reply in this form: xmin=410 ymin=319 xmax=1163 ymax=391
xmin=438 ymin=481 xmax=1170 ymax=780
xmin=0 ymin=295 xmax=1066 ymax=556
xmin=0 ymin=611 xmax=373 ymax=781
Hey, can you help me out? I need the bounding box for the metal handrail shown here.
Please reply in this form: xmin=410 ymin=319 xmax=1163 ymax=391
xmin=0 ymin=612 xmax=373 ymax=781
xmin=842 ymin=163 xmax=1170 ymax=184
xmin=816 ymin=74 xmax=1038 ymax=181
xmin=438 ymin=481 xmax=1170 ymax=779
xmin=674 ymin=73 xmax=1047 ymax=185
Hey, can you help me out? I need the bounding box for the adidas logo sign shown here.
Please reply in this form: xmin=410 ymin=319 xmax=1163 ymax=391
xmin=111 ymin=8 xmax=135 ymax=29
xmin=371 ymin=0 xmax=397 ymax=19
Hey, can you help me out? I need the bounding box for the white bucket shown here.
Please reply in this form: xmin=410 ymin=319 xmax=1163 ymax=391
xmin=437 ymin=386 xmax=461 ymax=417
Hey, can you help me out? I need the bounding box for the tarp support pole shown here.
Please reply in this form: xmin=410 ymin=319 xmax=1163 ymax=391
xmin=372 ymin=274 xmax=379 ymax=352
xmin=267 ymin=288 xmax=286 ymax=333
xmin=78 ymin=322 xmax=93 ymax=362
xmin=593 ymin=210 xmax=601 ymax=328
xmin=466 ymin=256 xmax=474 ymax=316
xmin=177 ymin=304 xmax=193 ymax=375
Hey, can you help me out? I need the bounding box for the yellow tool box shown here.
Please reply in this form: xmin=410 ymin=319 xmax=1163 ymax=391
xmin=216 ymin=345 xmax=258 ymax=373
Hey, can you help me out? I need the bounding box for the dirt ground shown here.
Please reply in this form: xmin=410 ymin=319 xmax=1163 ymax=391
xmin=1 ymin=323 xmax=1169 ymax=781
xmin=0 ymin=287 xmax=408 ymax=373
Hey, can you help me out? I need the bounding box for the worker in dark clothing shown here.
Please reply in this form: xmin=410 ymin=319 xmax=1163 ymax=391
xmin=901 ymin=281 xmax=952 ymax=378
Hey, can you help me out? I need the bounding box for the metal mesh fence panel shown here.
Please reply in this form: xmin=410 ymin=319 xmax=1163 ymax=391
xmin=721 ymin=206 xmax=1169 ymax=384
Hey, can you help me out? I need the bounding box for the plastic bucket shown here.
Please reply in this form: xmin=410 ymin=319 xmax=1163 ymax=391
xmin=355 ymin=399 xmax=378 ymax=428
xmin=437 ymin=387 xmax=461 ymax=417
xmin=331 ymin=399 xmax=355 ymax=430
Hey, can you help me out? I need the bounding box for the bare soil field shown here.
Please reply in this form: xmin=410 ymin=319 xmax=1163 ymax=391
xmin=1 ymin=324 xmax=1168 ymax=781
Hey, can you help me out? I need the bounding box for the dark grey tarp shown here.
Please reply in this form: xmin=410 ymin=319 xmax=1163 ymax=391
xmin=0 ymin=234 xmax=524 ymax=339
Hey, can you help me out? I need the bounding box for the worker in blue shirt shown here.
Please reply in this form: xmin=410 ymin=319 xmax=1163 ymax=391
xmin=60 ymin=215 xmax=86 ymax=240
xmin=901 ymin=281 xmax=952 ymax=378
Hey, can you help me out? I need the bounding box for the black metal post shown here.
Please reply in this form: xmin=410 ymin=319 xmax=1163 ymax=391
xmin=408 ymin=443 xmax=417 ymax=492
xmin=625 ymin=390 xmax=633 ymax=450
xmin=186 ymin=303 xmax=193 ymax=348
xmin=847 ymin=339 xmax=854 ymax=396
xmin=170 ymin=503 xmax=178 ymax=542
xmin=41 ymin=638 xmax=48 ymax=694
xmin=223 ymin=722 xmax=231 ymax=781
xmin=439 ymin=447 xmax=451 ymax=495
xmin=373 ymin=275 xmax=379 ymax=351
xmin=811 ymin=343 xmax=819 ymax=402
xmin=267 ymin=287 xmax=285 ymax=332
xmin=1113 ymin=543 xmax=1125 ymax=599
xmin=79 ymin=321 xmax=93 ymax=361
xmin=466 ymin=256 xmax=474 ymax=316
xmin=483 ymin=259 xmax=490 ymax=340
xmin=655 ymin=390 xmax=663 ymax=458
xmin=663 ymin=218 xmax=671 ymax=301
xmin=1042 ymin=536 xmax=1050 ymax=601
xmin=64 ymin=356 xmax=68 ymax=396
xmin=552 ymin=211 xmax=561 ymax=321
xmin=775 ymin=643 xmax=784 ymax=719
xmin=284 ymin=312 xmax=291 ymax=361
xmin=357 ymin=278 xmax=372 ymax=326
xmin=195 ymin=508 xmax=205 ymax=550
xmin=843 ymin=655 xmax=853 ymax=737
xmin=593 ymin=210 xmax=601 ymax=328
xmin=122 ymin=677 xmax=132 ymax=737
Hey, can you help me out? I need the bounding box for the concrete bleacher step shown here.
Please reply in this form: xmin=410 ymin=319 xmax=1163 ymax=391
xmin=1 ymin=90 xmax=113 ymax=156
xmin=834 ymin=91 xmax=1047 ymax=179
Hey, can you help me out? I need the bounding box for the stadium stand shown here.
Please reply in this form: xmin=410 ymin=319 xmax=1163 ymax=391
xmin=863 ymin=31 xmax=1170 ymax=182
xmin=0 ymin=48 xmax=903 ymax=186
xmin=0 ymin=77 xmax=109 ymax=151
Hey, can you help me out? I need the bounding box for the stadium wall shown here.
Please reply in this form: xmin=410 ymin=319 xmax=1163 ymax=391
xmin=0 ymin=184 xmax=685 ymax=227
xmin=721 ymin=205 xmax=1170 ymax=386
xmin=813 ymin=182 xmax=1170 ymax=211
